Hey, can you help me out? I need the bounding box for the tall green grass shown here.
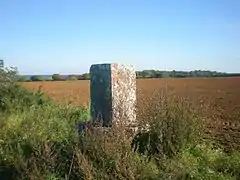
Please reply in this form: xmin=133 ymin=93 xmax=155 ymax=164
xmin=0 ymin=67 xmax=239 ymax=179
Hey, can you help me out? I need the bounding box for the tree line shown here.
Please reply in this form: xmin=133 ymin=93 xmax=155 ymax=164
xmin=17 ymin=70 xmax=240 ymax=82
xmin=136 ymin=70 xmax=240 ymax=78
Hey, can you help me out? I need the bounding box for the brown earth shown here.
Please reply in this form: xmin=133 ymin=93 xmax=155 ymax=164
xmin=21 ymin=77 xmax=240 ymax=150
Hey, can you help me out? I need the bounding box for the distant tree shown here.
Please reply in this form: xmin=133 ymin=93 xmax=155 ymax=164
xmin=161 ymin=71 xmax=170 ymax=78
xmin=136 ymin=71 xmax=143 ymax=79
xmin=142 ymin=70 xmax=153 ymax=78
xmin=170 ymin=70 xmax=176 ymax=78
xmin=134 ymin=69 xmax=239 ymax=79
xmin=0 ymin=60 xmax=4 ymax=68
xmin=226 ymin=73 xmax=240 ymax=77
xmin=17 ymin=76 xmax=29 ymax=82
xmin=154 ymin=71 xmax=162 ymax=78
xmin=82 ymin=73 xmax=90 ymax=80
xmin=66 ymin=75 xmax=78 ymax=81
xmin=175 ymin=72 xmax=186 ymax=78
xmin=77 ymin=75 xmax=84 ymax=80
xmin=48 ymin=69 xmax=238 ymax=81
xmin=45 ymin=77 xmax=53 ymax=81
xmin=52 ymin=74 xmax=65 ymax=81
xmin=30 ymin=75 xmax=44 ymax=81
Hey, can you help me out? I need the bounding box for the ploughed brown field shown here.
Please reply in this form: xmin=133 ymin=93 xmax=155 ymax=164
xmin=21 ymin=77 xmax=240 ymax=150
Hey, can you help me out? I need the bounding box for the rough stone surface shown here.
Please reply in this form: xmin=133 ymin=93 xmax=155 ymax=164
xmin=110 ymin=63 xmax=137 ymax=126
xmin=90 ymin=63 xmax=136 ymax=127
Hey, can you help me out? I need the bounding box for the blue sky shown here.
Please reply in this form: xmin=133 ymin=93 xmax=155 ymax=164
xmin=0 ymin=0 xmax=239 ymax=75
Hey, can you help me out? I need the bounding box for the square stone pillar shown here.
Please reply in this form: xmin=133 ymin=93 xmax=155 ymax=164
xmin=90 ymin=63 xmax=136 ymax=127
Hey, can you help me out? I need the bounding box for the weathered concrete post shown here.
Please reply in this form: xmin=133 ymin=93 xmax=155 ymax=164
xmin=90 ymin=63 xmax=136 ymax=127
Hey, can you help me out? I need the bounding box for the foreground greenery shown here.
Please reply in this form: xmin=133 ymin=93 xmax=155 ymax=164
xmin=0 ymin=67 xmax=240 ymax=179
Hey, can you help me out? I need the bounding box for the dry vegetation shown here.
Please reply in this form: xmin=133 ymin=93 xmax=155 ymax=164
xmin=21 ymin=77 xmax=240 ymax=150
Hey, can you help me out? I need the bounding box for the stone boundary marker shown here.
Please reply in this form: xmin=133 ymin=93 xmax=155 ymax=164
xmin=90 ymin=63 xmax=137 ymax=128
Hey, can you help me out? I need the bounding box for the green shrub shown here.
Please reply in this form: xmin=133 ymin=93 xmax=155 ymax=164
xmin=213 ymin=150 xmax=240 ymax=177
xmin=0 ymin=67 xmax=18 ymax=83
xmin=0 ymin=90 xmax=89 ymax=179
xmin=0 ymin=83 xmax=50 ymax=113
xmin=156 ymin=143 xmax=237 ymax=180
